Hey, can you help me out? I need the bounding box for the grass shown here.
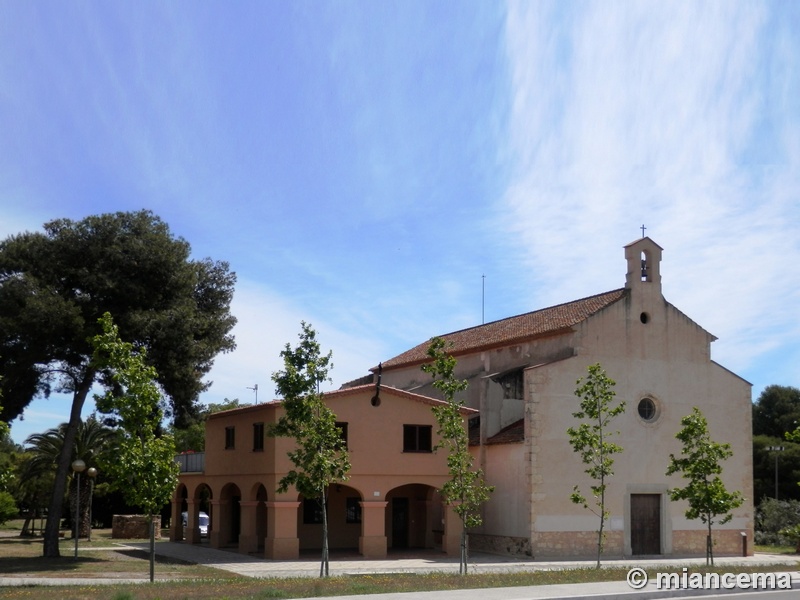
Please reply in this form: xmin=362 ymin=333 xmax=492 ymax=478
xmin=1 ymin=564 xmax=798 ymax=600
xmin=755 ymin=543 xmax=799 ymax=555
xmin=0 ymin=529 xmax=232 ymax=582
xmin=0 ymin=527 xmax=797 ymax=600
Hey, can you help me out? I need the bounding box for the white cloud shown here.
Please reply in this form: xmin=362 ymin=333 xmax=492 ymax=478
xmin=500 ymin=2 xmax=800 ymax=386
xmin=199 ymin=277 xmax=388 ymax=407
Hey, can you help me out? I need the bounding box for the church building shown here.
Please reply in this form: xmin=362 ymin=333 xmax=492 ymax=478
xmin=376 ymin=236 xmax=753 ymax=557
xmin=173 ymin=237 xmax=753 ymax=559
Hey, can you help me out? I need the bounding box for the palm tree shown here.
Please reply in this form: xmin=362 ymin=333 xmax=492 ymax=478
xmin=23 ymin=416 xmax=114 ymax=537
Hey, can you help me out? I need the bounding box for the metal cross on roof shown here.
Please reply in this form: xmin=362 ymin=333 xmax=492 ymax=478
xmin=640 ymin=224 xmax=647 ymax=238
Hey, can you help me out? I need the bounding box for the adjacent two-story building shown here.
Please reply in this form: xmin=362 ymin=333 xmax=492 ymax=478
xmin=173 ymin=237 xmax=753 ymax=559
xmin=172 ymin=385 xmax=476 ymax=559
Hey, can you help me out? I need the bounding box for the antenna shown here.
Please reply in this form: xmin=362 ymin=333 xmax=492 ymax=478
xmin=482 ymin=274 xmax=485 ymax=324
xmin=247 ymin=383 xmax=258 ymax=404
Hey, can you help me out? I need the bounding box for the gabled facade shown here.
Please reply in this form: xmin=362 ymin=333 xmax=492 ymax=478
xmin=172 ymin=385 xmax=476 ymax=559
xmin=375 ymin=237 xmax=753 ymax=558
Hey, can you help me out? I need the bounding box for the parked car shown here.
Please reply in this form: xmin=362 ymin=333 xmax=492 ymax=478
xmin=181 ymin=511 xmax=209 ymax=537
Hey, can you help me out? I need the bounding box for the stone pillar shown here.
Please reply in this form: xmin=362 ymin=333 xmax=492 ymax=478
xmin=185 ymin=500 xmax=201 ymax=545
xmin=442 ymin=502 xmax=463 ymax=557
xmin=359 ymin=501 xmax=388 ymax=558
xmin=238 ymin=500 xmax=259 ymax=555
xmin=264 ymin=501 xmax=300 ymax=559
xmin=169 ymin=497 xmax=183 ymax=542
xmin=210 ymin=499 xmax=227 ymax=548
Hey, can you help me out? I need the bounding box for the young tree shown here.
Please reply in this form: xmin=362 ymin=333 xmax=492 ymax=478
xmin=92 ymin=313 xmax=179 ymax=582
xmin=0 ymin=210 xmax=236 ymax=557
xmin=270 ymin=322 xmax=350 ymax=578
xmin=421 ymin=337 xmax=493 ymax=575
xmin=666 ymin=407 xmax=744 ymax=566
xmin=567 ymin=363 xmax=625 ymax=568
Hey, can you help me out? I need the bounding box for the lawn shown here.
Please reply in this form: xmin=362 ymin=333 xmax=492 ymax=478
xmin=0 ymin=524 xmax=797 ymax=600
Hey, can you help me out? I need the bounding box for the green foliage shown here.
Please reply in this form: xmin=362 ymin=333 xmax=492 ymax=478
xmin=93 ymin=313 xmax=179 ymax=518
xmin=753 ymin=385 xmax=800 ymax=439
xmin=566 ymin=363 xmax=625 ymax=568
xmin=0 ymin=376 xmax=7 ymax=438
xmin=752 ymin=435 xmax=800 ymax=502
xmin=22 ymin=416 xmax=114 ymax=537
xmin=270 ymin=322 xmax=350 ymax=577
xmin=0 ymin=490 xmax=17 ymax=524
xmin=0 ymin=210 xmax=236 ymax=557
xmin=171 ymin=398 xmax=249 ymax=453
xmin=666 ymin=407 xmax=744 ymax=565
xmin=777 ymin=523 xmax=800 ymax=551
xmin=755 ymin=498 xmax=800 ymax=546
xmin=0 ymin=430 xmax=19 ymax=493
xmin=422 ymin=337 xmax=494 ymax=575
xmin=0 ymin=209 xmax=237 ymax=426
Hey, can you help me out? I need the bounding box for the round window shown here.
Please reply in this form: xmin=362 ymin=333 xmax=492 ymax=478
xmin=638 ymin=397 xmax=657 ymax=422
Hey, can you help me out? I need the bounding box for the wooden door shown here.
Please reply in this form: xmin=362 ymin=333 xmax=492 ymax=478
xmin=631 ymin=494 xmax=661 ymax=555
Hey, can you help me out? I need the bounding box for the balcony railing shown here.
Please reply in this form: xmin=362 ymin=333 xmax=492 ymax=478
xmin=175 ymin=452 xmax=204 ymax=473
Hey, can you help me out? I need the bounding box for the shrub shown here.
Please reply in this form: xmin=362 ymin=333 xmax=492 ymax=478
xmin=0 ymin=490 xmax=18 ymax=524
xmin=755 ymin=498 xmax=800 ymax=545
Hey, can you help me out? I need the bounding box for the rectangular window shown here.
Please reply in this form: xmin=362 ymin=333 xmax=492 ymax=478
xmin=335 ymin=421 xmax=348 ymax=449
xmin=346 ymin=497 xmax=362 ymax=524
xmin=252 ymin=422 xmax=264 ymax=452
xmin=225 ymin=426 xmax=235 ymax=450
xmin=303 ymin=498 xmax=325 ymax=524
xmin=403 ymin=424 xmax=432 ymax=453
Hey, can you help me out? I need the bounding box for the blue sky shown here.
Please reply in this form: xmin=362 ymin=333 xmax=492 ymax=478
xmin=2 ymin=2 xmax=799 ymax=444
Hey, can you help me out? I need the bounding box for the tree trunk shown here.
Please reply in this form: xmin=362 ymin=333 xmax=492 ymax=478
xmin=43 ymin=371 xmax=94 ymax=558
xmin=320 ymin=491 xmax=329 ymax=578
xmin=69 ymin=475 xmax=92 ymax=538
xmin=460 ymin=526 xmax=468 ymax=574
xmin=707 ymin=522 xmax=714 ymax=566
xmin=19 ymin=516 xmax=33 ymax=537
xmin=149 ymin=515 xmax=156 ymax=583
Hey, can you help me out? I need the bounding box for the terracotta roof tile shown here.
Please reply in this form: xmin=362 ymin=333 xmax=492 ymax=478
xmin=209 ymin=384 xmax=479 ymax=419
xmin=485 ymin=419 xmax=524 ymax=445
xmin=380 ymin=288 xmax=626 ymax=370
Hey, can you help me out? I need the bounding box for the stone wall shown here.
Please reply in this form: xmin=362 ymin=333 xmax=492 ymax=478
xmin=672 ymin=529 xmax=750 ymax=557
xmin=532 ymin=530 xmax=624 ymax=558
xmin=112 ymin=515 xmax=161 ymax=539
xmin=470 ymin=533 xmax=532 ymax=557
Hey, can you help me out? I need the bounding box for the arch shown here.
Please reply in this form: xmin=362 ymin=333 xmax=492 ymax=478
xmin=640 ymin=250 xmax=650 ymax=281
xmin=170 ymin=483 xmax=189 ymax=541
xmin=215 ymin=482 xmax=242 ymax=547
xmin=385 ymin=483 xmax=439 ymax=550
xmin=297 ymin=484 xmax=363 ymax=552
xmin=251 ymin=483 xmax=269 ymax=550
xmin=176 ymin=482 xmax=213 ymax=544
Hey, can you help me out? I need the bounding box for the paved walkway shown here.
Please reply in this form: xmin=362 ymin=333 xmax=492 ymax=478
xmin=128 ymin=542 xmax=800 ymax=579
xmin=2 ymin=543 xmax=799 ymax=600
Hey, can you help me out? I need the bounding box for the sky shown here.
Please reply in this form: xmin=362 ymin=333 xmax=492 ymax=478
xmin=1 ymin=1 xmax=799 ymax=445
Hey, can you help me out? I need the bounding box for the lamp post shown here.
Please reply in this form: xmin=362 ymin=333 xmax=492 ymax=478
xmin=71 ymin=459 xmax=86 ymax=559
xmin=86 ymin=467 xmax=98 ymax=542
xmin=766 ymin=446 xmax=785 ymax=499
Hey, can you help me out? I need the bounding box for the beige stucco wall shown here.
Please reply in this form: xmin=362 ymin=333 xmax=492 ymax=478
xmin=474 ymin=442 xmax=528 ymax=538
xmin=175 ymin=386 xmax=472 ymax=557
xmin=379 ymin=239 xmax=753 ymax=559
xmin=526 ymin=273 xmax=753 ymax=558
